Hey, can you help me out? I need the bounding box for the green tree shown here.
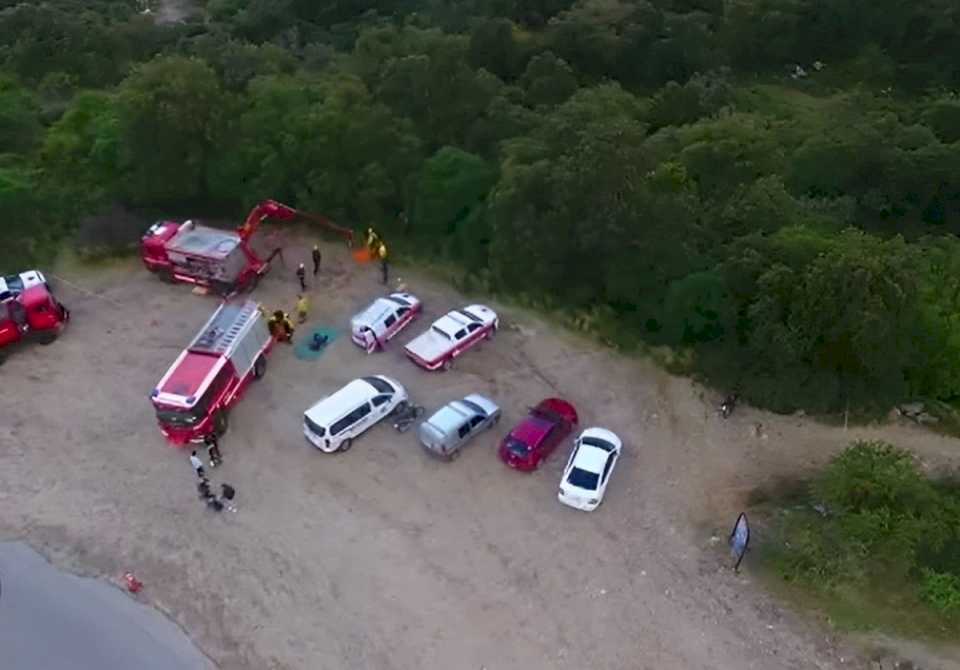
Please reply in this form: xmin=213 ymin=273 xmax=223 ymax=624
xmin=117 ymin=56 xmax=226 ymax=204
xmin=41 ymin=91 xmax=122 ymax=213
xmin=0 ymin=77 xmax=42 ymax=154
xmin=521 ymin=51 xmax=577 ymax=108
xmin=413 ymin=146 xmax=497 ymax=265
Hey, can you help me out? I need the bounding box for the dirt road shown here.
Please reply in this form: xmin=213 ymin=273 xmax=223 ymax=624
xmin=1 ymin=242 xmax=958 ymax=669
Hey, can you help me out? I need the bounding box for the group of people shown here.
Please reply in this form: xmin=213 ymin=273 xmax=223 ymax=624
xmin=189 ymin=434 xmax=236 ymax=512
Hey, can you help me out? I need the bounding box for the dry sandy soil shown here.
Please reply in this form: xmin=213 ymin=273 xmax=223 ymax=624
xmin=2 ymin=238 xmax=959 ymax=670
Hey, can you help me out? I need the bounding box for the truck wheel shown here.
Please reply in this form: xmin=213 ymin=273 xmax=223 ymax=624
xmin=213 ymin=411 xmax=229 ymax=436
xmin=339 ymin=438 xmax=353 ymax=453
xmin=160 ymin=269 xmax=175 ymax=283
xmin=253 ymin=355 xmax=267 ymax=379
xmin=442 ymin=358 xmax=453 ymax=371
xmin=36 ymin=331 xmax=58 ymax=345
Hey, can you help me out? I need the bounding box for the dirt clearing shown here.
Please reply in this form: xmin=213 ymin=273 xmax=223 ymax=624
xmin=1 ymin=241 xmax=958 ymax=670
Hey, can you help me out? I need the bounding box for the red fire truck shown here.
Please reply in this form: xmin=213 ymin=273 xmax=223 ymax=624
xmin=0 ymin=270 xmax=69 ymax=362
xmin=140 ymin=200 xmax=353 ymax=296
xmin=151 ymin=300 xmax=273 ymax=445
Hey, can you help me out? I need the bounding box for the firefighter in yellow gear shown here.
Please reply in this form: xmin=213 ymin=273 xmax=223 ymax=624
xmin=268 ymin=309 xmax=295 ymax=342
xmin=378 ymin=242 xmax=389 ymax=285
xmin=366 ymin=227 xmax=380 ymax=254
xmin=296 ymin=294 xmax=309 ymax=324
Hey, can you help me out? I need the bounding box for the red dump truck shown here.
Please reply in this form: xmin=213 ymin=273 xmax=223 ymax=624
xmin=140 ymin=200 xmax=353 ymax=296
xmin=0 ymin=270 xmax=69 ymax=362
xmin=151 ymin=300 xmax=273 ymax=445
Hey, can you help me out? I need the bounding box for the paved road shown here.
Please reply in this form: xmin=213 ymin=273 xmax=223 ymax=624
xmin=0 ymin=542 xmax=214 ymax=670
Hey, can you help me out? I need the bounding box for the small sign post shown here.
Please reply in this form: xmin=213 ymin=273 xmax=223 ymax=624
xmin=729 ymin=512 xmax=750 ymax=572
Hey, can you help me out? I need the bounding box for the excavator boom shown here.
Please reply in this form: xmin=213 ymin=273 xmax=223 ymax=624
xmin=237 ymin=200 xmax=354 ymax=245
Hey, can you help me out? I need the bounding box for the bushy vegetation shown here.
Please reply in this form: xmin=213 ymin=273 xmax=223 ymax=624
xmin=761 ymin=441 xmax=960 ymax=636
xmin=2 ymin=0 xmax=960 ymax=414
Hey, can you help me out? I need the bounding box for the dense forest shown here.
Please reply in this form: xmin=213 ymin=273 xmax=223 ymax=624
xmin=2 ymin=0 xmax=960 ymax=414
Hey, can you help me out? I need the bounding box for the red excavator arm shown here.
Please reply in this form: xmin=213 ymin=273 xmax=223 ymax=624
xmin=237 ymin=200 xmax=355 ymax=246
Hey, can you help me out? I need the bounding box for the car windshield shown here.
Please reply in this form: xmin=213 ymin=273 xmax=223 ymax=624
xmin=581 ymin=436 xmax=615 ymax=452
xmin=567 ymin=467 xmax=599 ymax=490
xmin=456 ymin=308 xmax=482 ymax=323
xmin=155 ymin=405 xmax=204 ymax=427
xmin=505 ymin=438 xmax=530 ymax=456
xmin=431 ymin=325 xmax=452 ymax=340
xmin=460 ymin=398 xmax=486 ymax=416
xmin=304 ymin=414 xmax=326 ymax=437
xmin=532 ymin=407 xmax=562 ymax=424
xmin=362 ymin=376 xmax=393 ymax=394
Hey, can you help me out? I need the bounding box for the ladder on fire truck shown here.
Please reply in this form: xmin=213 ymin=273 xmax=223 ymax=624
xmin=191 ymin=301 xmax=259 ymax=356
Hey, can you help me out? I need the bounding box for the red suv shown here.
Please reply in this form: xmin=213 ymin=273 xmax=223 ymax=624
xmin=498 ymin=398 xmax=579 ymax=471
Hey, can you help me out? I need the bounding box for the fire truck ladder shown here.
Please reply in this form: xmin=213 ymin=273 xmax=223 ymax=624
xmin=192 ymin=302 xmax=257 ymax=356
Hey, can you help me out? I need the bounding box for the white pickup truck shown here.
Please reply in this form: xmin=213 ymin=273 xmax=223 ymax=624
xmin=404 ymin=305 xmax=498 ymax=371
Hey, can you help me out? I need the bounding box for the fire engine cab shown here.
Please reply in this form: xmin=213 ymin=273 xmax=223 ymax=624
xmin=151 ymin=300 xmax=273 ymax=445
xmin=0 ymin=270 xmax=69 ymax=361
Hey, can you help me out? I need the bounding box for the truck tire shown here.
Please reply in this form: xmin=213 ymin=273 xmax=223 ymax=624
xmin=213 ymin=281 xmax=233 ymax=298
xmin=213 ymin=411 xmax=229 ymax=436
xmin=244 ymin=274 xmax=260 ymax=293
xmin=160 ymin=269 xmax=175 ymax=283
xmin=253 ymin=355 xmax=267 ymax=379
xmin=36 ymin=331 xmax=58 ymax=345
xmin=442 ymin=357 xmax=453 ymax=372
xmin=339 ymin=438 xmax=353 ymax=453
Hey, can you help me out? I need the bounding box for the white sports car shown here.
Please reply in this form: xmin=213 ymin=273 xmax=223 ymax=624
xmin=558 ymin=427 xmax=622 ymax=511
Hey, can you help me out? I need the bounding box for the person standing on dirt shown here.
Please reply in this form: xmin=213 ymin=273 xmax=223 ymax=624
xmin=378 ymin=241 xmax=389 ymax=285
xmin=366 ymin=228 xmax=380 ymax=254
xmin=204 ymin=433 xmax=222 ymax=468
xmin=312 ymin=244 xmax=322 ymax=276
xmin=362 ymin=326 xmax=381 ymax=353
xmin=189 ymin=451 xmax=205 ymax=480
xmin=296 ymin=294 xmax=309 ymax=325
xmin=220 ymin=483 xmax=237 ymax=512
xmin=296 ymin=263 xmax=306 ymax=291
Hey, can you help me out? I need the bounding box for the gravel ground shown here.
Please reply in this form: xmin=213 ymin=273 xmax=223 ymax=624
xmin=1 ymin=240 xmax=958 ymax=670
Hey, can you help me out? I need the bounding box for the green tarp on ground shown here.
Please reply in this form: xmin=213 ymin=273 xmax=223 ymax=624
xmin=293 ymin=326 xmax=339 ymax=361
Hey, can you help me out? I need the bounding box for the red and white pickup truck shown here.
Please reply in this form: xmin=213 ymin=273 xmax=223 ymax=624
xmin=404 ymin=305 xmax=498 ymax=371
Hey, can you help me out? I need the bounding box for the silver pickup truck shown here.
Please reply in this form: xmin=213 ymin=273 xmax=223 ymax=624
xmin=417 ymin=394 xmax=501 ymax=459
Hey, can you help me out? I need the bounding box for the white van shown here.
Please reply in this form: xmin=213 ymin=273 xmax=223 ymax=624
xmin=350 ymin=292 xmax=422 ymax=353
xmin=304 ymin=375 xmax=408 ymax=452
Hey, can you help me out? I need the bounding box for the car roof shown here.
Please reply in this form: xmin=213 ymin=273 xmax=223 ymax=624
xmin=352 ymin=297 xmax=393 ymax=326
xmin=433 ymin=314 xmax=467 ymax=335
xmin=510 ymin=415 xmax=554 ymax=446
xmin=155 ymin=351 xmax=225 ymax=407
xmin=305 ymin=377 xmax=395 ymax=421
xmin=572 ymin=444 xmax=610 ymax=474
xmin=426 ymin=403 xmax=471 ymax=433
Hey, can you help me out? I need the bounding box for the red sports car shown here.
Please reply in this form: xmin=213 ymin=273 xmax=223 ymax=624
xmin=498 ymin=398 xmax=579 ymax=471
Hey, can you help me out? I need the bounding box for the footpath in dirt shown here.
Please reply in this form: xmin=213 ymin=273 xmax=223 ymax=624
xmin=1 ymin=239 xmax=958 ymax=670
